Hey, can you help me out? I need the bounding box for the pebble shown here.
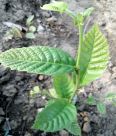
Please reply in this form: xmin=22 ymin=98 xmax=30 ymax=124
xmin=112 ymin=67 xmax=116 ymax=73
xmin=37 ymin=25 xmax=45 ymax=33
xmin=3 ymin=84 xmax=17 ymax=97
xmin=59 ymin=130 xmax=69 ymax=136
xmin=83 ymin=122 xmax=91 ymax=133
xmin=0 ymin=107 xmax=5 ymax=115
xmin=84 ymin=117 xmax=89 ymax=122
xmin=24 ymin=132 xmax=31 ymax=136
xmin=38 ymin=75 xmax=44 ymax=81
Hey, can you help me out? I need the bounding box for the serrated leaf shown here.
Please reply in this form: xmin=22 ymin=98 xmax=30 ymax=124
xmin=41 ymin=1 xmax=68 ymax=13
xmin=0 ymin=46 xmax=75 ymax=76
xmin=65 ymin=121 xmax=81 ymax=136
xmin=77 ymin=25 xmax=109 ymax=86
xmin=32 ymin=99 xmax=77 ymax=132
xmin=97 ymin=102 xmax=106 ymax=114
xmin=53 ymin=74 xmax=75 ymax=99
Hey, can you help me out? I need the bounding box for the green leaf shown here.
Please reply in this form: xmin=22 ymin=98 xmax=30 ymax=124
xmin=49 ymin=88 xmax=58 ymax=98
xmin=105 ymin=92 xmax=116 ymax=100
xmin=26 ymin=32 xmax=35 ymax=39
xmin=30 ymin=86 xmax=41 ymax=97
xmin=77 ymin=25 xmax=109 ymax=86
xmin=53 ymin=74 xmax=75 ymax=99
xmin=26 ymin=15 xmax=34 ymax=26
xmin=65 ymin=121 xmax=81 ymax=136
xmin=32 ymin=99 xmax=77 ymax=132
xmin=41 ymin=1 xmax=68 ymax=13
xmin=0 ymin=46 xmax=75 ymax=76
xmin=97 ymin=102 xmax=106 ymax=115
xmin=83 ymin=7 xmax=94 ymax=18
xmin=86 ymin=94 xmax=96 ymax=105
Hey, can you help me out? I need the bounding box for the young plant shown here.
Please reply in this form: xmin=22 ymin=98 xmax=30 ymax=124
xmin=0 ymin=1 xmax=109 ymax=136
xmin=26 ymin=15 xmax=36 ymax=39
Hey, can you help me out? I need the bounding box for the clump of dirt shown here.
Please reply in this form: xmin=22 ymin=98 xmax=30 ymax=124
xmin=0 ymin=0 xmax=116 ymax=136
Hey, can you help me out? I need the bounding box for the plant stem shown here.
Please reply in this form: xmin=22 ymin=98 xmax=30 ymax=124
xmin=75 ymin=24 xmax=84 ymax=89
xmin=76 ymin=24 xmax=84 ymax=67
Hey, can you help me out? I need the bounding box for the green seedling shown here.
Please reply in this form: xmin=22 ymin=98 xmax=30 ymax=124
xmin=26 ymin=15 xmax=36 ymax=39
xmin=86 ymin=92 xmax=116 ymax=115
xmin=0 ymin=1 xmax=109 ymax=136
xmin=86 ymin=94 xmax=106 ymax=115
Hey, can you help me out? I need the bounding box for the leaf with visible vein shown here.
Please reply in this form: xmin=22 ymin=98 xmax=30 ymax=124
xmin=41 ymin=1 xmax=68 ymax=13
xmin=32 ymin=99 xmax=77 ymax=132
xmin=53 ymin=74 xmax=75 ymax=99
xmin=65 ymin=121 xmax=81 ymax=136
xmin=77 ymin=25 xmax=109 ymax=86
xmin=0 ymin=46 xmax=75 ymax=76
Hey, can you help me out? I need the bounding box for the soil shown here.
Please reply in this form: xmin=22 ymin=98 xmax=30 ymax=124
xmin=0 ymin=0 xmax=116 ymax=136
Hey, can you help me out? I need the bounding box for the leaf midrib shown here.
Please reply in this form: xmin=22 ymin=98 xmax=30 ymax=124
xmin=81 ymin=29 xmax=95 ymax=82
xmin=1 ymin=58 xmax=75 ymax=68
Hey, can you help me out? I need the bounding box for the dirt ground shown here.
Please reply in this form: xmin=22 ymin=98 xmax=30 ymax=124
xmin=0 ymin=0 xmax=116 ymax=136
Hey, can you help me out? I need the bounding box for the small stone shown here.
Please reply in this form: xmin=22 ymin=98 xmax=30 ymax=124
xmin=38 ymin=75 xmax=44 ymax=81
xmin=83 ymin=122 xmax=91 ymax=133
xmin=90 ymin=114 xmax=100 ymax=124
xmin=112 ymin=67 xmax=116 ymax=73
xmin=24 ymin=132 xmax=31 ymax=136
xmin=37 ymin=25 xmax=45 ymax=33
xmin=84 ymin=117 xmax=89 ymax=122
xmin=3 ymin=85 xmax=17 ymax=97
xmin=59 ymin=130 xmax=69 ymax=136
xmin=0 ymin=107 xmax=5 ymax=115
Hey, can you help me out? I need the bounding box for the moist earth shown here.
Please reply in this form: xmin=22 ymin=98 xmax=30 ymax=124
xmin=0 ymin=0 xmax=116 ymax=136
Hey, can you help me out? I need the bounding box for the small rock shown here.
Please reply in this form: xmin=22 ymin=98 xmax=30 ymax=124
xmin=84 ymin=117 xmax=89 ymax=122
xmin=37 ymin=25 xmax=45 ymax=33
xmin=24 ymin=132 xmax=31 ymax=136
xmin=59 ymin=130 xmax=69 ymax=136
xmin=90 ymin=114 xmax=100 ymax=124
xmin=0 ymin=107 xmax=5 ymax=115
xmin=112 ymin=67 xmax=116 ymax=73
xmin=38 ymin=75 xmax=44 ymax=81
xmin=3 ymin=85 xmax=17 ymax=97
xmin=83 ymin=122 xmax=91 ymax=133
